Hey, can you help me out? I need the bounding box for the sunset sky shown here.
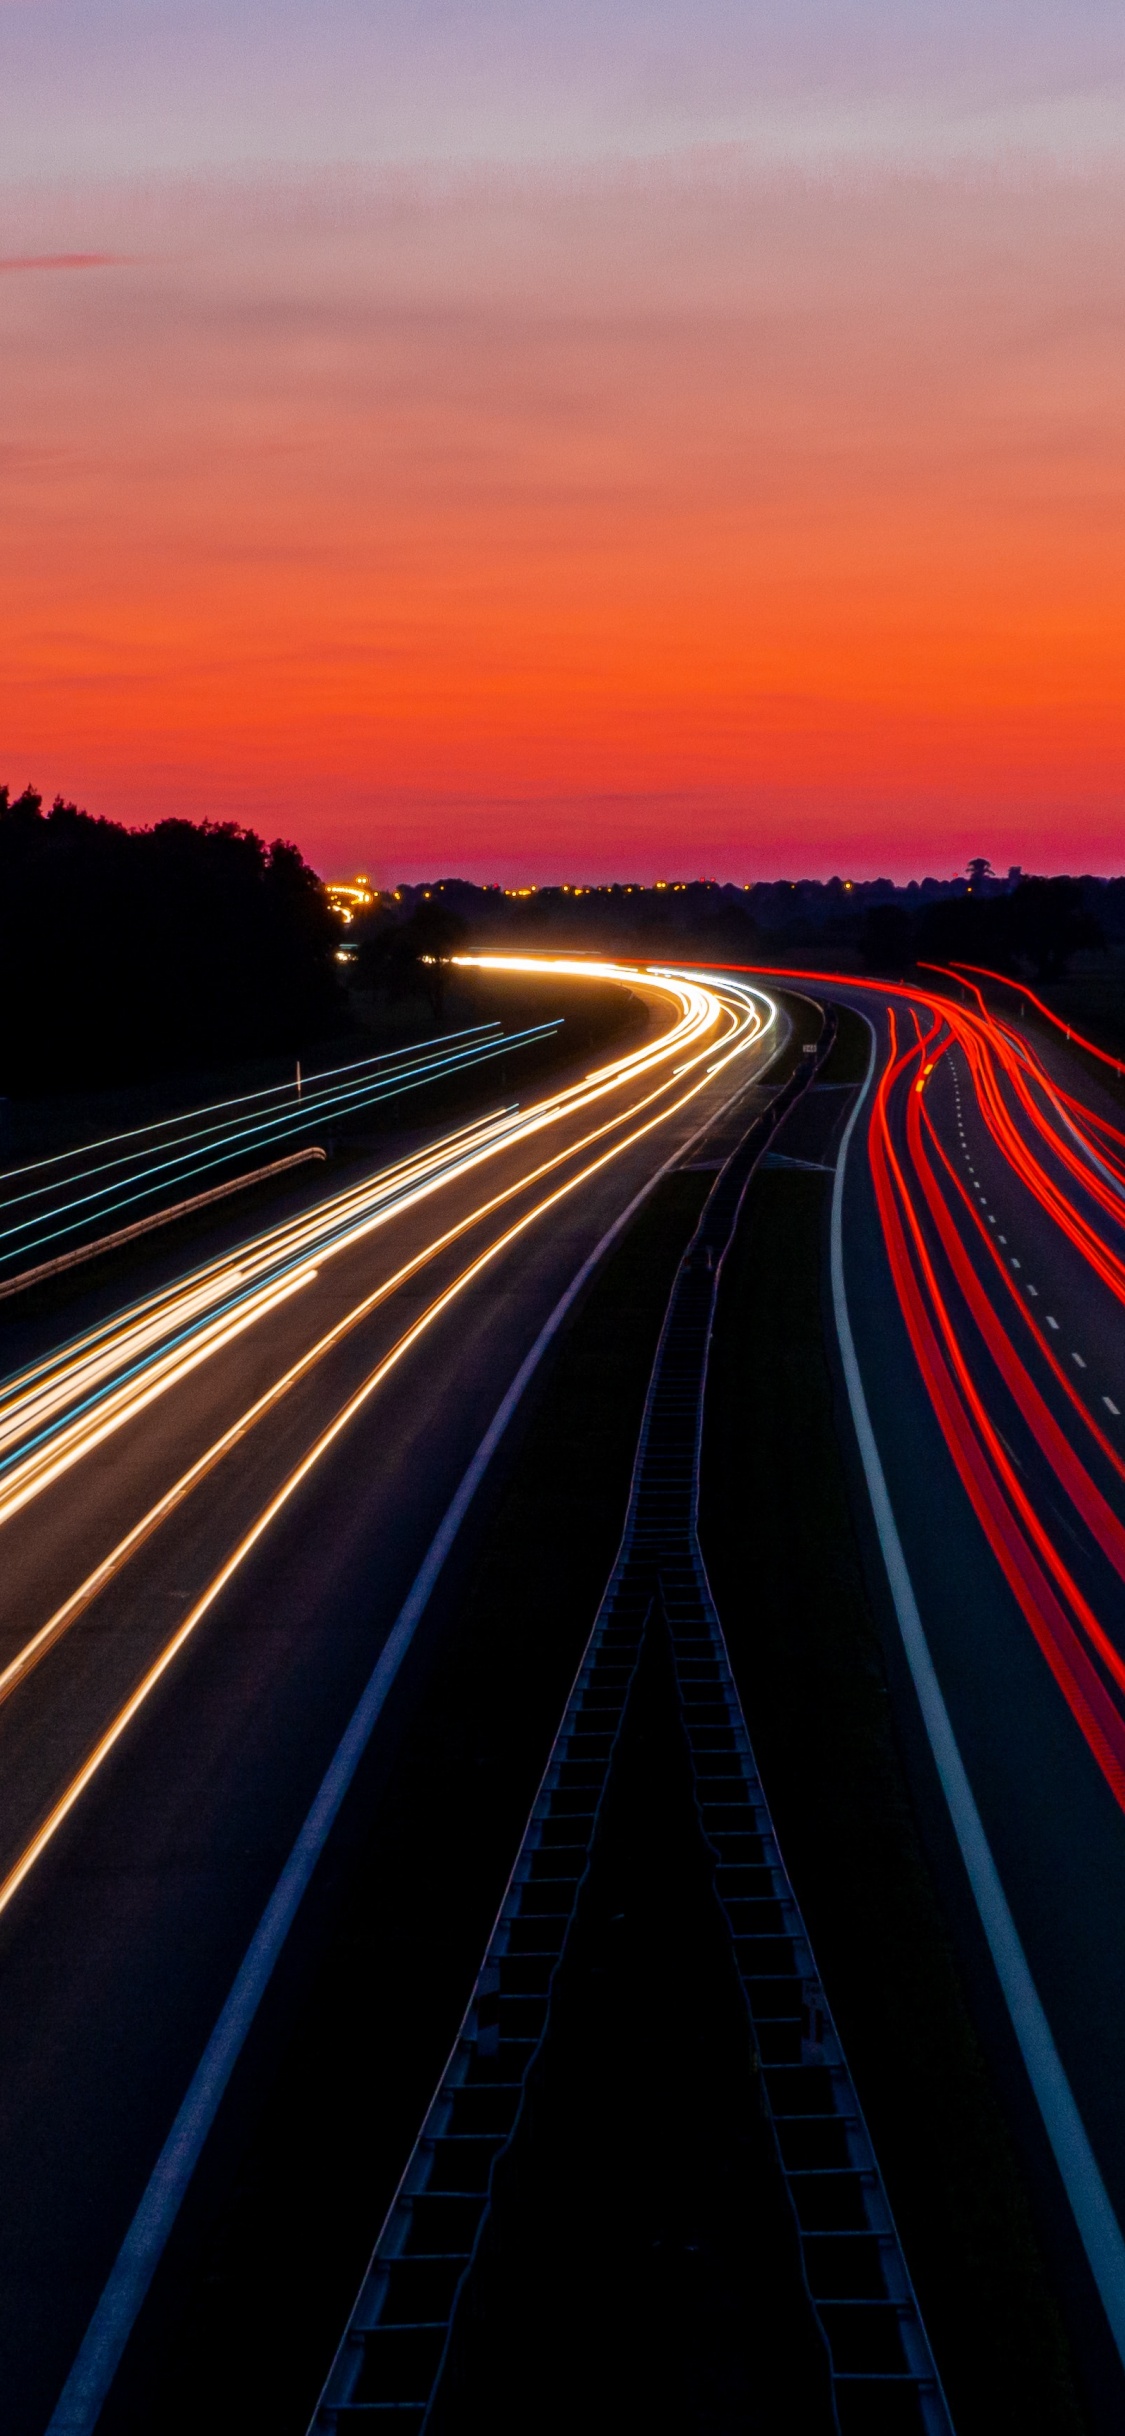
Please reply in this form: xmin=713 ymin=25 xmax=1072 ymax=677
xmin=2 ymin=3 xmax=1123 ymax=882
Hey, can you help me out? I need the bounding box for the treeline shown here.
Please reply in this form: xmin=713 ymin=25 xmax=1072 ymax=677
xmin=376 ymin=864 xmax=1125 ymax=978
xmin=0 ymin=788 xmax=341 ymax=1095
xmin=6 ymin=778 xmax=1121 ymax=1101
xmin=855 ymin=874 xmax=1106 ymax=980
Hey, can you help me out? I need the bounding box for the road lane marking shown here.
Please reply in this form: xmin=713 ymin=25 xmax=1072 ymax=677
xmin=1105 ymin=1400 xmax=1120 ymax=1417
xmin=0 ymin=1265 xmax=322 ymax=1533
xmin=0 ymin=1013 xmax=773 ymax=1707
xmin=41 ymin=1007 xmax=790 ymax=2436
xmin=1072 ymin=1353 xmax=1088 ymax=1370
xmin=1047 ymin=1315 xmax=1060 ymax=1330
xmin=0 ymin=967 xmax=759 ymax=1531
xmin=832 ymin=1010 xmax=1125 ymax=2375
xmin=5 ymin=988 xmax=788 ymax=1927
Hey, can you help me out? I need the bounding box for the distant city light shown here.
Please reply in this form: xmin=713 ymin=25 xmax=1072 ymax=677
xmin=324 ymin=876 xmax=376 ymax=921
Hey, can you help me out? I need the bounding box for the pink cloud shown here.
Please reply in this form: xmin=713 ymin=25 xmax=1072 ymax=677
xmin=2 ymin=163 xmax=1123 ymax=879
xmin=0 ymin=252 xmax=128 ymax=272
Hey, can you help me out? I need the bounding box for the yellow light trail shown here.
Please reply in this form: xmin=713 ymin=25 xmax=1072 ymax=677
xmin=0 ymin=962 xmax=712 ymax=1453
xmin=0 ymin=972 xmax=768 ymax=1701
xmin=0 ymin=970 xmax=775 ymax=1918
xmin=0 ymin=962 xmax=763 ymax=1531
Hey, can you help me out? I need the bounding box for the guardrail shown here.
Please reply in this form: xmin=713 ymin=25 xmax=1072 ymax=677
xmin=0 ymin=1146 xmax=327 ymax=1301
xmin=0 ymin=1019 xmax=562 ymax=1283
xmin=310 ymin=1006 xmax=953 ymax=2435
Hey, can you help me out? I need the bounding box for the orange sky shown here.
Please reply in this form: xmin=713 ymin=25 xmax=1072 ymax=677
xmin=2 ymin=160 xmax=1124 ymax=877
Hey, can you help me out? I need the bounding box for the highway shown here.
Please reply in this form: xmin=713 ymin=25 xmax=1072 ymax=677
xmin=0 ymin=956 xmax=782 ymax=2436
xmin=10 ymin=939 xmax=1125 ymax=2429
xmin=0 ymin=1017 xmax=565 ymax=1285
xmin=747 ymin=958 xmax=1125 ymax=2415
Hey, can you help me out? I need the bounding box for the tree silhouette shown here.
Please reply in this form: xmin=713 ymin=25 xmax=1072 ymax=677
xmin=357 ymin=903 xmax=467 ymax=1021
xmin=0 ymin=789 xmax=341 ymax=1093
xmin=859 ymin=902 xmax=915 ymax=972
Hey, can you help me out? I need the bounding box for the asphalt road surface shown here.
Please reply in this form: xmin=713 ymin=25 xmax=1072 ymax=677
xmin=13 ymin=943 xmax=1125 ymax=2432
xmin=755 ymin=961 xmax=1125 ymax=2417
xmin=0 ymin=958 xmax=785 ymax=2436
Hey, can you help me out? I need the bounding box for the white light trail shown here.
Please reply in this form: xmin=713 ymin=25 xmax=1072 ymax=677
xmin=0 ymin=971 xmax=777 ymax=1917
xmin=0 ymin=962 xmax=772 ymax=1534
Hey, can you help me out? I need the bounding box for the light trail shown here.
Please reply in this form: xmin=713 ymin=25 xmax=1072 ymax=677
xmin=869 ymin=995 xmax=1125 ymax=1808
xmin=952 ymin=1019 xmax=1125 ymax=1267
xmin=0 ymin=969 xmax=776 ymax=1919
xmin=919 ymin=1110 xmax=1125 ymax=1500
xmin=697 ymin=954 xmax=1125 ymax=1810
xmin=0 ymin=1106 xmax=518 ymax=1464
xmin=0 ymin=1032 xmax=496 ymax=1188
xmin=0 ymin=972 xmax=772 ymax=1704
xmin=0 ymin=1024 xmax=499 ymax=1197
xmin=869 ymin=1011 xmax=1125 ymax=1808
xmin=953 ymin=962 xmax=1125 ymax=1078
xmin=0 ymin=1018 xmax=561 ymax=1271
xmin=0 ymin=1264 xmax=324 ymax=1532
xmin=0 ymin=961 xmax=766 ymax=1533
xmin=721 ymin=952 xmax=1125 ymax=1281
xmin=908 ymin=1066 xmax=1125 ymax=1637
xmin=919 ymin=964 xmax=1125 ymax=1222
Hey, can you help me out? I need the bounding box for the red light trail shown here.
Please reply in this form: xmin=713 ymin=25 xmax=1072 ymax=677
xmin=869 ymin=1009 xmax=1125 ymax=1808
xmin=707 ymin=953 xmax=1125 ymax=1815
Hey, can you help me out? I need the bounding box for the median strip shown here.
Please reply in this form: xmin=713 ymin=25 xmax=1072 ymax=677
xmin=0 ymin=1146 xmax=327 ymax=1300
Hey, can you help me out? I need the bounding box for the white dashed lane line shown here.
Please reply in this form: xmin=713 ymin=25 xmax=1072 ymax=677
xmin=946 ymin=1080 xmax=1121 ymax=1431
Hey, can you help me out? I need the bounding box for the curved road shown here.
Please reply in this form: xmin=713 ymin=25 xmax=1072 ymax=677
xmin=0 ymin=958 xmax=783 ymax=2436
xmin=753 ymin=960 xmax=1125 ymax=2417
xmin=13 ymin=942 xmax=1125 ymax=2429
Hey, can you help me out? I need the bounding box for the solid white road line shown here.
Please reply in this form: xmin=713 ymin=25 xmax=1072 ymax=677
xmin=831 ymin=1008 xmax=1125 ymax=2374
xmin=44 ymin=1027 xmax=788 ymax=2436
